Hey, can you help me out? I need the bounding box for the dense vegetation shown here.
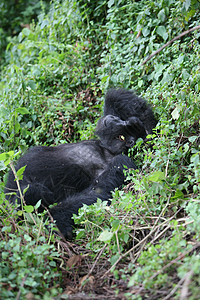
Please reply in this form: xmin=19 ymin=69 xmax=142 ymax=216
xmin=0 ymin=0 xmax=200 ymax=299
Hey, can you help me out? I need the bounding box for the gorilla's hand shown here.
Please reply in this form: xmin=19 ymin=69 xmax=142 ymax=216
xmin=126 ymin=116 xmax=146 ymax=140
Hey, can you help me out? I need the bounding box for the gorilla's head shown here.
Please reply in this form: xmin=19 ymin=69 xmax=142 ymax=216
xmin=96 ymin=115 xmax=137 ymax=154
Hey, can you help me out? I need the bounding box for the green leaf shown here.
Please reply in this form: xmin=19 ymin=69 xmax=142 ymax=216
xmin=0 ymin=105 xmax=8 ymax=118
xmin=14 ymin=122 xmax=20 ymax=134
xmin=40 ymin=19 xmax=49 ymax=29
xmin=182 ymin=69 xmax=190 ymax=80
xmin=171 ymin=189 xmax=184 ymax=200
xmin=138 ymin=80 xmax=144 ymax=87
xmin=16 ymin=166 xmax=26 ymax=180
xmin=183 ymin=143 xmax=190 ymax=154
xmin=190 ymin=153 xmax=199 ymax=166
xmin=98 ymin=230 xmax=113 ymax=242
xmin=0 ymin=153 xmax=8 ymax=161
xmin=0 ymin=151 xmax=14 ymax=161
xmin=35 ymin=200 xmax=42 ymax=210
xmin=171 ymin=106 xmax=180 ymax=120
xmin=101 ymin=75 xmax=109 ymax=83
xmin=0 ymin=161 xmax=6 ymax=171
xmin=22 ymin=28 xmax=31 ymax=36
xmin=110 ymin=253 xmax=120 ymax=266
xmin=142 ymin=27 xmax=150 ymax=37
xmin=158 ymin=9 xmax=166 ymax=22
xmin=15 ymin=107 xmax=30 ymax=115
xmin=128 ymin=275 xmax=136 ymax=287
xmin=24 ymin=205 xmax=34 ymax=213
xmin=24 ymin=234 xmax=32 ymax=242
xmin=188 ymin=136 xmax=198 ymax=143
xmin=184 ymin=0 xmax=191 ymax=11
xmin=28 ymin=80 xmax=36 ymax=91
xmin=23 ymin=185 xmax=30 ymax=195
xmin=112 ymin=219 xmax=120 ymax=231
xmin=2 ymin=225 xmax=12 ymax=232
xmin=148 ymin=171 xmax=165 ymax=182
xmin=108 ymin=0 xmax=114 ymax=8
xmin=156 ymin=26 xmax=168 ymax=41
xmin=17 ymin=210 xmax=23 ymax=216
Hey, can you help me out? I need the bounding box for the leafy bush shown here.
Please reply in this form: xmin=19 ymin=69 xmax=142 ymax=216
xmin=0 ymin=197 xmax=62 ymax=298
xmin=0 ymin=0 xmax=50 ymax=67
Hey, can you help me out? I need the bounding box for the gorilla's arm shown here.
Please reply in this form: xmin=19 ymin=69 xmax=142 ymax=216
xmin=103 ymin=88 xmax=157 ymax=134
xmin=50 ymin=154 xmax=137 ymax=239
xmin=126 ymin=116 xmax=147 ymax=139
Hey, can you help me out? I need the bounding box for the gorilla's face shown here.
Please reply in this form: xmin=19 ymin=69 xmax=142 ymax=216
xmin=95 ymin=115 xmax=136 ymax=154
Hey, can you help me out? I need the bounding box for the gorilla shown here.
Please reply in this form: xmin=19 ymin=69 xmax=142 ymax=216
xmin=5 ymin=89 xmax=157 ymax=239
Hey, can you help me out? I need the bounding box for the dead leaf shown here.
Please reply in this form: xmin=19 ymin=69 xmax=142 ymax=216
xmin=136 ymin=30 xmax=141 ymax=38
xmin=66 ymin=255 xmax=82 ymax=268
xmin=79 ymin=275 xmax=95 ymax=287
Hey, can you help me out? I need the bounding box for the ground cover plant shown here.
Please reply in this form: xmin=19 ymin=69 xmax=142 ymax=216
xmin=0 ymin=0 xmax=200 ymax=299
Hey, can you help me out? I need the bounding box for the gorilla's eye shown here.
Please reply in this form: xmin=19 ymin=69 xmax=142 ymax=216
xmin=118 ymin=135 xmax=125 ymax=141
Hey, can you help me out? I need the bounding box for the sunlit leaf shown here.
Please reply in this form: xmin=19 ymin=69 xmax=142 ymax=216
xmin=16 ymin=166 xmax=26 ymax=181
xmin=171 ymin=189 xmax=184 ymax=199
xmin=15 ymin=107 xmax=30 ymax=115
xmin=148 ymin=171 xmax=165 ymax=182
xmin=28 ymin=80 xmax=36 ymax=91
xmin=108 ymin=0 xmax=114 ymax=8
xmin=171 ymin=106 xmax=180 ymax=120
xmin=24 ymin=205 xmax=34 ymax=213
xmin=98 ymin=230 xmax=113 ymax=242
xmin=156 ymin=26 xmax=168 ymax=41
xmin=35 ymin=200 xmax=42 ymax=210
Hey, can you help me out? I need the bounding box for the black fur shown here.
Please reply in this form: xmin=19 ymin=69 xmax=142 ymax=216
xmin=103 ymin=89 xmax=157 ymax=134
xmin=5 ymin=89 xmax=156 ymax=239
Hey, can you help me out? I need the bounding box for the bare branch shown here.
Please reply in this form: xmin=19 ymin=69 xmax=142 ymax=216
xmin=142 ymin=25 xmax=200 ymax=65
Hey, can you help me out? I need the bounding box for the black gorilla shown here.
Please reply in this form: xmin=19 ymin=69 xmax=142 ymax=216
xmin=5 ymin=89 xmax=157 ymax=239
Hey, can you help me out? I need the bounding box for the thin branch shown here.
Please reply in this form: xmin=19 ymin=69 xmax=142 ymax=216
xmin=149 ymin=243 xmax=200 ymax=283
xmin=81 ymin=244 xmax=107 ymax=285
xmin=162 ymin=275 xmax=186 ymax=300
xmin=180 ymin=270 xmax=194 ymax=300
xmin=9 ymin=162 xmax=25 ymax=205
xmin=102 ymin=210 xmax=182 ymax=278
xmin=16 ymin=274 xmax=28 ymax=300
xmin=142 ymin=25 xmax=200 ymax=65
